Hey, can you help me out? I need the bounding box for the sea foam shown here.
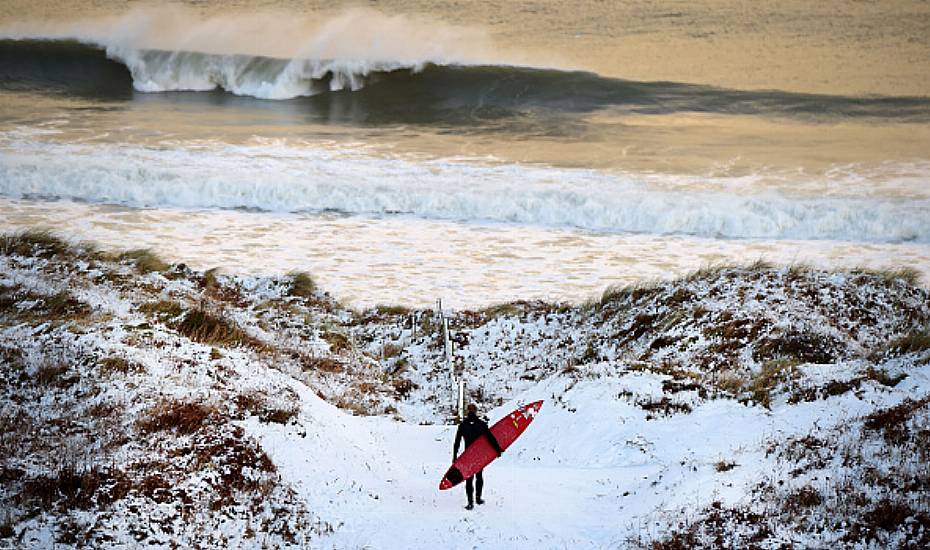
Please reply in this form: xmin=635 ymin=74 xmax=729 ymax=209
xmin=0 ymin=137 xmax=926 ymax=244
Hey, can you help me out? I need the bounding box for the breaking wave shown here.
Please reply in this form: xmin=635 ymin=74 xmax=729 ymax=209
xmin=2 ymin=39 xmax=930 ymax=124
xmin=0 ymin=137 xmax=927 ymax=244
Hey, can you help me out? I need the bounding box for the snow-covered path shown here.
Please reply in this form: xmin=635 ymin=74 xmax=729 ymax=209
xmin=245 ymin=364 xmax=916 ymax=549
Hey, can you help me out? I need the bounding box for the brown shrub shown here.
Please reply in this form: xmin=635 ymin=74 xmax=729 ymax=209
xmin=19 ymin=465 xmax=130 ymax=510
xmin=637 ymin=397 xmax=692 ymax=418
xmin=140 ymin=299 xmax=183 ymax=319
xmin=392 ymin=378 xmax=418 ymax=398
xmin=98 ymin=356 xmax=143 ymax=375
xmin=175 ymin=309 xmax=264 ymax=349
xmin=863 ymin=367 xmax=907 ymax=387
xmin=863 ymin=396 xmax=930 ymax=444
xmin=863 ymin=499 xmax=912 ymax=532
xmin=41 ymin=291 xmax=91 ymax=320
xmin=34 ymin=362 xmax=78 ymax=389
xmin=261 ymin=405 xmax=299 ymax=425
xmin=753 ymin=331 xmax=843 ymax=364
xmin=879 ymin=329 xmax=930 ymax=359
xmin=288 ymin=271 xmax=317 ymax=299
xmin=321 ymin=329 xmax=351 ymax=353
xmin=301 ymin=356 xmax=344 ymax=373
xmin=750 ymin=358 xmax=799 ymax=408
xmin=234 ymin=392 xmax=298 ymax=424
xmin=137 ymin=400 xmax=215 ymax=435
xmin=138 ymin=474 xmax=172 ymax=503
xmin=382 ymin=343 xmax=404 ymax=360
xmin=187 ymin=431 xmax=277 ymax=509
xmin=783 ymin=485 xmax=822 ymax=513
xmin=118 ymin=249 xmax=169 ymax=274
xmin=0 ymin=230 xmax=70 ymax=259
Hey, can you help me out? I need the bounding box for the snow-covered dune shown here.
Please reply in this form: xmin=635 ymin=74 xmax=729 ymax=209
xmin=1 ymin=232 xmax=928 ymax=548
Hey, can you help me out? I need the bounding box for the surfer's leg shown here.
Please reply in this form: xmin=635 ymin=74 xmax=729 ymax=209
xmin=465 ymin=475 xmax=474 ymax=508
xmin=475 ymin=470 xmax=484 ymax=504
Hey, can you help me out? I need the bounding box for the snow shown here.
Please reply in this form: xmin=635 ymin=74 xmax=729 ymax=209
xmin=2 ymin=241 xmax=929 ymax=548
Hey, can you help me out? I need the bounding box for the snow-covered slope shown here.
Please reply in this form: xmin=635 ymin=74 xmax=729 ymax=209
xmin=1 ymin=232 xmax=928 ymax=548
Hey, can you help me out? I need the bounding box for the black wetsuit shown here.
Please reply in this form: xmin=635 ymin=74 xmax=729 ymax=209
xmin=453 ymin=412 xmax=504 ymax=505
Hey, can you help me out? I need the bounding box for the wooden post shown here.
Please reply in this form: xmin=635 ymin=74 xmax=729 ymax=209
xmin=458 ymin=378 xmax=465 ymax=421
xmin=443 ymin=318 xmax=452 ymax=365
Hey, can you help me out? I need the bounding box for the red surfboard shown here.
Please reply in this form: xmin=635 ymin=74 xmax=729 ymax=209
xmin=439 ymin=400 xmax=543 ymax=490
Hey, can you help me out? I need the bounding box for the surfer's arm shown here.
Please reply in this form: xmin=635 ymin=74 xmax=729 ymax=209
xmin=453 ymin=425 xmax=463 ymax=458
xmin=484 ymin=426 xmax=504 ymax=456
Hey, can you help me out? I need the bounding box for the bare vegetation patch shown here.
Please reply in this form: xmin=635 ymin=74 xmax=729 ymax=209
xmin=19 ymin=464 xmax=131 ymax=511
xmin=854 ymin=266 xmax=921 ymax=286
xmin=301 ymin=355 xmax=345 ymax=373
xmin=320 ymin=327 xmax=351 ymax=354
xmin=35 ymin=362 xmax=78 ymax=388
xmin=636 ymin=396 xmax=692 ymax=419
xmin=863 ymin=395 xmax=930 ymax=444
xmin=392 ymin=377 xmax=418 ymax=399
xmin=140 ymin=299 xmax=184 ymax=320
xmin=235 ymin=391 xmax=299 ymax=425
xmin=118 ymin=249 xmax=169 ymax=274
xmin=876 ymin=328 xmax=930 ymax=360
xmin=753 ymin=331 xmax=844 ymax=364
xmin=0 ymin=230 xmax=70 ymax=259
xmin=98 ymin=356 xmax=143 ymax=376
xmin=750 ymin=357 xmax=800 ymax=408
xmin=175 ymin=309 xmax=265 ymax=350
xmin=136 ymin=400 xmax=216 ymax=435
xmin=2 ymin=287 xmax=91 ymax=321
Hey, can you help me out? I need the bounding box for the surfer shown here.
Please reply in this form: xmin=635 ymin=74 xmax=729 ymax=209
xmin=453 ymin=403 xmax=504 ymax=510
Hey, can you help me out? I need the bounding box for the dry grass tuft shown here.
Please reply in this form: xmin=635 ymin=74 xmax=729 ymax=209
xmin=637 ymin=396 xmax=692 ymax=418
xmin=118 ymin=249 xmax=169 ymax=274
xmin=136 ymin=400 xmax=216 ymax=435
xmin=98 ymin=356 xmax=143 ymax=375
xmin=140 ymin=299 xmax=184 ymax=320
xmin=175 ymin=309 xmax=264 ymax=349
xmin=479 ymin=302 xmax=523 ymax=319
xmin=19 ymin=464 xmax=131 ymax=510
xmin=321 ymin=328 xmax=351 ymax=354
xmin=392 ymin=378 xmax=418 ymax=399
xmin=374 ymin=304 xmax=412 ymax=316
xmin=0 ymin=230 xmax=70 ymax=259
xmin=35 ymin=362 xmax=73 ymax=387
xmin=877 ymin=329 xmax=930 ymax=360
xmin=301 ymin=356 xmax=344 ymax=373
xmin=753 ymin=331 xmax=842 ymax=364
xmin=853 ymin=266 xmax=921 ymax=286
xmin=202 ymin=267 xmax=221 ymax=288
xmin=234 ymin=391 xmax=299 ymax=424
xmin=863 ymin=395 xmax=930 ymax=444
xmin=44 ymin=291 xmax=89 ymax=318
xmin=288 ymin=271 xmax=317 ymax=299
xmin=751 ymin=358 xmax=800 ymax=408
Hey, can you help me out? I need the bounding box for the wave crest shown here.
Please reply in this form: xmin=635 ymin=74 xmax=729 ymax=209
xmin=106 ymin=46 xmax=428 ymax=98
xmin=0 ymin=137 xmax=927 ymax=244
xmin=1 ymin=6 xmax=511 ymax=98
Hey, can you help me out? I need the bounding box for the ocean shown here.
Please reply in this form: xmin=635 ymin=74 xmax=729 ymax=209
xmin=1 ymin=1 xmax=928 ymax=307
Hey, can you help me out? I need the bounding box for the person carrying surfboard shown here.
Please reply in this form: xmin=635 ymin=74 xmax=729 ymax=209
xmin=453 ymin=403 xmax=504 ymax=510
